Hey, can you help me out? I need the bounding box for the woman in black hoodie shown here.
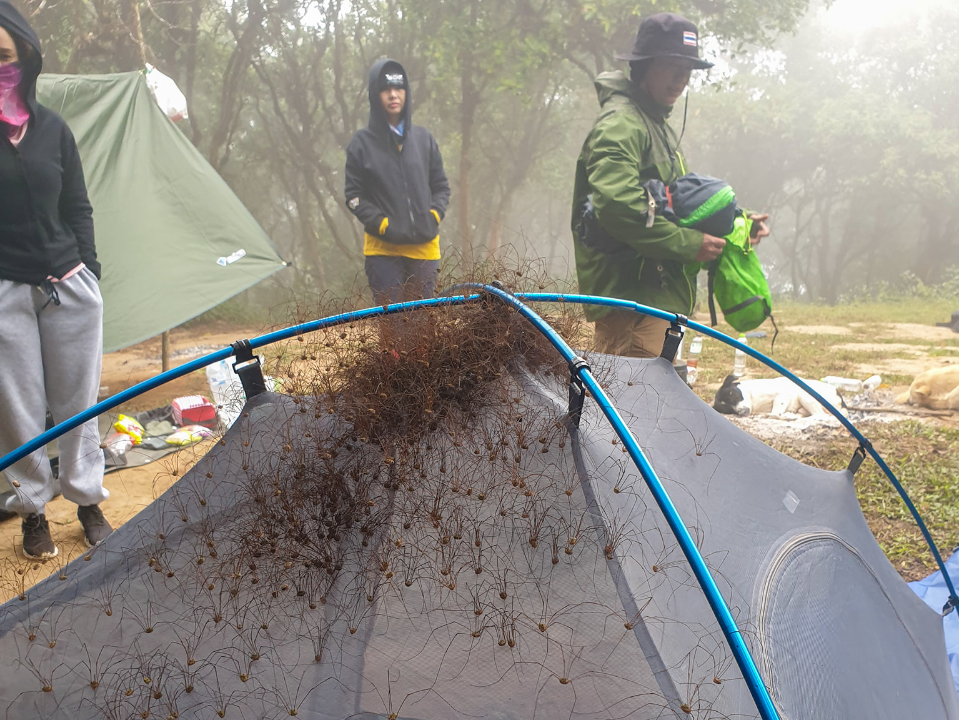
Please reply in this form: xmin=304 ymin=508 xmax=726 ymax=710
xmin=344 ymin=58 xmax=450 ymax=304
xmin=0 ymin=1 xmax=112 ymax=559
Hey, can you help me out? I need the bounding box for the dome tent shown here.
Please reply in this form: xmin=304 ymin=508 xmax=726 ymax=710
xmin=0 ymin=293 xmax=954 ymax=720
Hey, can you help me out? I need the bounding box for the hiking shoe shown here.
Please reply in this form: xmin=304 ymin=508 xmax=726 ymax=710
xmin=22 ymin=514 xmax=58 ymax=560
xmin=78 ymin=505 xmax=113 ymax=548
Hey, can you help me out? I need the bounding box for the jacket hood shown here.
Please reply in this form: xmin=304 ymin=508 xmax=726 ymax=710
xmin=0 ymin=0 xmax=42 ymax=113
xmin=367 ymin=57 xmax=411 ymax=141
xmin=594 ymin=70 xmax=672 ymax=121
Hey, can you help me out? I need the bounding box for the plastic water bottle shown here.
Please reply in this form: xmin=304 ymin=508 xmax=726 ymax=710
xmin=686 ymin=335 xmax=702 ymax=386
xmin=205 ymin=359 xmax=244 ymax=428
xmin=821 ymin=376 xmax=863 ymax=394
xmin=733 ymin=334 xmax=747 ymax=377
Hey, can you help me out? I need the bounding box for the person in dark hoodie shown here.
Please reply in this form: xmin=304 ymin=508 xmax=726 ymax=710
xmin=345 ymin=58 xmax=450 ymax=304
xmin=0 ymin=1 xmax=112 ymax=559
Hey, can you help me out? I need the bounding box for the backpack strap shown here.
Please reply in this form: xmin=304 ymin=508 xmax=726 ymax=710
xmin=707 ymin=265 xmax=718 ymax=327
xmin=722 ymin=294 xmax=766 ymax=316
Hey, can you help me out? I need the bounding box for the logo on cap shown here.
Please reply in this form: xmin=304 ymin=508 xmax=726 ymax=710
xmin=683 ymin=31 xmax=697 ymax=46
xmin=384 ymin=73 xmax=404 ymax=87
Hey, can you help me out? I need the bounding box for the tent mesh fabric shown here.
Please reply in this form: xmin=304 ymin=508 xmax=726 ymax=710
xmin=0 ymin=348 xmax=954 ymax=719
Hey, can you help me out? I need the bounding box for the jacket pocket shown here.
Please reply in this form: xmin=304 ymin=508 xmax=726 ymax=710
xmin=638 ymin=258 xmax=695 ymax=313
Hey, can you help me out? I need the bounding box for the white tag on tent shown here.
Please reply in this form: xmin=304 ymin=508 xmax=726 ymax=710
xmin=217 ymin=249 xmax=246 ymax=267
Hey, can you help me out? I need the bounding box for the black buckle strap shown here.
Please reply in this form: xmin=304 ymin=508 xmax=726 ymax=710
xmin=847 ymin=441 xmax=871 ymax=475
xmin=567 ymin=356 xmax=591 ymax=428
xmin=231 ymin=339 xmax=267 ymax=399
xmin=660 ymin=316 xmax=686 ymax=361
xmin=943 ymin=594 xmax=959 ymax=617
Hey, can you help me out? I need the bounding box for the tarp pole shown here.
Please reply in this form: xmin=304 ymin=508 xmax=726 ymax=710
xmin=161 ymin=331 xmax=171 ymax=372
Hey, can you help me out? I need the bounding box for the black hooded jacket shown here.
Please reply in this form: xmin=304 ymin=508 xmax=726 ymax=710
xmin=344 ymin=59 xmax=450 ymax=245
xmin=0 ymin=0 xmax=98 ymax=283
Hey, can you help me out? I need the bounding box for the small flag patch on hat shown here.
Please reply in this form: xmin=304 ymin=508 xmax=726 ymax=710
xmin=683 ymin=31 xmax=697 ymax=46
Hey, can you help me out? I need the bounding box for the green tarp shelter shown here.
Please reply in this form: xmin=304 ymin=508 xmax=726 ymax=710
xmin=36 ymin=71 xmax=286 ymax=353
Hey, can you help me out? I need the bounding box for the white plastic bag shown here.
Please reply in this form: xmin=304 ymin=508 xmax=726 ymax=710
xmin=205 ymin=358 xmax=277 ymax=430
xmin=206 ymin=359 xmax=245 ymax=429
xmin=145 ymin=63 xmax=188 ymax=122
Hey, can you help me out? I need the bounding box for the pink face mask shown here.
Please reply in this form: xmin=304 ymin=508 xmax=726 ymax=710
xmin=0 ymin=63 xmax=30 ymax=130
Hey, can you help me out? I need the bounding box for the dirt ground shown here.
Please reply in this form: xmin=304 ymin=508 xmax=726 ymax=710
xmin=0 ymin=319 xmax=956 ymax=601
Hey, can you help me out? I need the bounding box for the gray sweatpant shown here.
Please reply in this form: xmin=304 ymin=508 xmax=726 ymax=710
xmin=0 ymin=268 xmax=108 ymax=516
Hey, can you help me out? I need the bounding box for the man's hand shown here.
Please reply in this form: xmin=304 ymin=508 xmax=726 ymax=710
xmin=694 ymin=233 xmax=726 ymax=262
xmin=749 ymin=213 xmax=770 ymax=245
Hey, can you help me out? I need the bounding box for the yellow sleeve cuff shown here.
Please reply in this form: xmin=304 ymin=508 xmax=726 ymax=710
xmin=430 ymin=209 xmax=440 ymax=224
xmin=379 ymin=217 xmax=389 ymax=235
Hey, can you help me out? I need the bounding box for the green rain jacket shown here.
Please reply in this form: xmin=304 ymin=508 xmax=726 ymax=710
xmin=572 ymin=71 xmax=703 ymax=320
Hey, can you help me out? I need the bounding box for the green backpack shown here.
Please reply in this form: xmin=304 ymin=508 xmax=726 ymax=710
xmin=640 ymin=173 xmax=774 ymax=334
xmin=707 ymin=214 xmax=773 ymax=333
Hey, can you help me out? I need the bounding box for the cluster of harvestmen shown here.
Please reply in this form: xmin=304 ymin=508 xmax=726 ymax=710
xmin=1 ymin=292 xmax=758 ymax=720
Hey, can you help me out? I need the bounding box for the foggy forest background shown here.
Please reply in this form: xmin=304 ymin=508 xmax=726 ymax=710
xmin=11 ymin=0 xmax=958 ymax=310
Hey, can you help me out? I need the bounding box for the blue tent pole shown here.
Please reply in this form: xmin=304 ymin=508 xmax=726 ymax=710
xmin=515 ymin=292 xmax=959 ymax=613
xmin=1 ymin=287 xmax=781 ymax=719
xmin=0 ymin=297 xmax=471 ymax=475
xmin=456 ymin=283 xmax=781 ymax=720
xmin=2 ymin=289 xmax=952 ymax=618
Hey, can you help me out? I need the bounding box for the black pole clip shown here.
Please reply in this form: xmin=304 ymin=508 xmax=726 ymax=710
xmin=231 ymin=339 xmax=267 ymax=400
xmin=942 ymin=594 xmax=959 ymax=617
xmin=660 ymin=315 xmax=687 ymax=361
xmin=847 ymin=441 xmax=871 ymax=475
xmin=567 ymin=356 xmax=591 ymax=428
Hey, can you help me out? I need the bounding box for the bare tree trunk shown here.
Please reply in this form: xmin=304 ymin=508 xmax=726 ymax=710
xmin=208 ymin=0 xmax=266 ymax=172
xmin=184 ymin=0 xmax=204 ymax=146
xmin=458 ymin=89 xmax=476 ymax=261
xmin=128 ymin=0 xmax=147 ymax=66
xmin=456 ymin=0 xmax=479 ymax=262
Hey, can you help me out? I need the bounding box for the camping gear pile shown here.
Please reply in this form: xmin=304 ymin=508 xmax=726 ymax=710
xmin=102 ymin=396 xmax=217 ymax=467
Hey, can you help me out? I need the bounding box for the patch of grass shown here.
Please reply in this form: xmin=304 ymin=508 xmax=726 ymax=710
xmin=687 ymin=298 xmax=957 ymax=391
xmin=769 ymin=421 xmax=958 ymax=581
xmin=770 ymin=298 xmax=958 ymax=325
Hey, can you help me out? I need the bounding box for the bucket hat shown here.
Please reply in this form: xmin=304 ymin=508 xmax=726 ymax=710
xmin=616 ymin=13 xmax=713 ymax=69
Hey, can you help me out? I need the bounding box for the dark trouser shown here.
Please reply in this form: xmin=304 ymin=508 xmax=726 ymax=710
xmin=365 ymin=256 xmax=440 ymax=305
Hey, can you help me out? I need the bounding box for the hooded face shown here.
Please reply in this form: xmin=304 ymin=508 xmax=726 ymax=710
xmin=0 ymin=2 xmax=43 ymax=111
xmin=0 ymin=25 xmax=17 ymax=65
xmin=379 ymin=86 xmax=405 ymax=125
xmin=366 ymin=58 xmax=411 ymax=139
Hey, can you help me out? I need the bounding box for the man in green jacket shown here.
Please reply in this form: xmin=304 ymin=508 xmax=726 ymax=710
xmin=572 ymin=13 xmax=768 ymax=358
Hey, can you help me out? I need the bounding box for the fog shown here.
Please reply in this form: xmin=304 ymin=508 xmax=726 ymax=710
xmin=13 ymin=0 xmax=959 ymax=310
